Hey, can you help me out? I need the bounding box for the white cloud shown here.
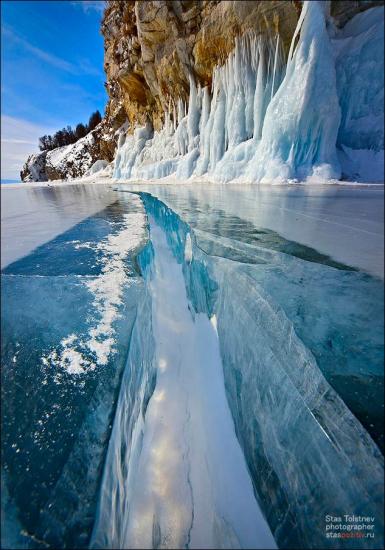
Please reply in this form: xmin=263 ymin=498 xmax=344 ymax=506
xmin=3 ymin=25 xmax=102 ymax=77
xmin=2 ymin=26 xmax=78 ymax=74
xmin=1 ymin=116 xmax=56 ymax=180
xmin=71 ymin=1 xmax=106 ymax=14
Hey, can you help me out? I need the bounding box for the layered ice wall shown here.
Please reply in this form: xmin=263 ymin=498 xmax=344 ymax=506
xmin=334 ymin=6 xmax=385 ymax=181
xmin=113 ymin=1 xmax=384 ymax=184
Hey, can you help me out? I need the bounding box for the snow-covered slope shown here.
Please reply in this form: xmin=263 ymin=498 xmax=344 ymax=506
xmin=20 ymin=122 xmax=116 ymax=182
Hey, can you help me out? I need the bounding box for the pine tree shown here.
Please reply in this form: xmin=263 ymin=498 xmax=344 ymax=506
xmin=75 ymin=123 xmax=87 ymax=140
xmin=88 ymin=110 xmax=102 ymax=132
xmin=37 ymin=109 xmax=103 ymax=151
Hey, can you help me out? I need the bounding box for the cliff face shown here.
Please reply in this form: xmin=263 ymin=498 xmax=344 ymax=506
xmin=101 ymin=0 xmax=383 ymax=132
xmin=21 ymin=0 xmax=383 ymax=182
xmin=102 ymin=1 xmax=299 ymax=132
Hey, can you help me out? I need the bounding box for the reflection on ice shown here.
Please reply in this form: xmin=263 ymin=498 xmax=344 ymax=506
xmin=92 ymin=214 xmax=276 ymax=550
xmin=120 ymin=183 xmax=384 ymax=278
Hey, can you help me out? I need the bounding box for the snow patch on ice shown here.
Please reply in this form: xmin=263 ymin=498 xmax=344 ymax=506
xmin=41 ymin=194 xmax=147 ymax=374
xmin=84 ymin=208 xmax=147 ymax=365
xmin=44 ymin=342 xmax=95 ymax=376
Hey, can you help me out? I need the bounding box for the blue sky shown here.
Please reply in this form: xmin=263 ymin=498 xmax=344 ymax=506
xmin=1 ymin=0 xmax=107 ymax=179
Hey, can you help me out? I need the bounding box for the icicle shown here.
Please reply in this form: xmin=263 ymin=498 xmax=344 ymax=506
xmin=287 ymin=1 xmax=309 ymax=67
xmin=243 ymin=33 xmax=257 ymax=139
xmin=167 ymin=98 xmax=174 ymax=134
xmin=271 ymin=35 xmax=280 ymax=100
xmin=225 ymin=37 xmax=247 ymax=148
xmin=253 ymin=42 xmax=265 ymax=140
xmin=187 ymin=74 xmax=201 ymax=151
xmin=164 ymin=109 xmax=169 ymax=136
xmin=112 ymin=7 xmax=343 ymax=185
xmin=173 ymin=101 xmax=177 ymax=133
xmin=208 ymin=71 xmax=227 ymax=169
xmin=177 ymin=99 xmax=185 ymax=125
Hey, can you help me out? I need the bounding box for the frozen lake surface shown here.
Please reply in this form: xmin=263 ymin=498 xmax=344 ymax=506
xmin=1 ymin=184 xmax=118 ymax=269
xmin=2 ymin=183 xmax=383 ymax=276
xmin=121 ymin=183 xmax=385 ymax=279
xmin=1 ymin=182 xmax=384 ymax=549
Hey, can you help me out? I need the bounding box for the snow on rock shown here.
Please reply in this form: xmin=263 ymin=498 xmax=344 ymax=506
xmin=20 ymin=151 xmax=48 ymax=182
xmin=45 ymin=133 xmax=95 ymax=180
xmin=86 ymin=159 xmax=109 ymax=176
xmin=20 ymin=121 xmax=118 ymax=182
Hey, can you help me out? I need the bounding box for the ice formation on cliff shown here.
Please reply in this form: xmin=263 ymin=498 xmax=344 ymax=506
xmin=333 ymin=6 xmax=385 ymax=181
xmin=113 ymin=1 xmax=384 ymax=183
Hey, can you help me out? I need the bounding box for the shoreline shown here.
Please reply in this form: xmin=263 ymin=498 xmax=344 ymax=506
xmin=2 ymin=175 xmax=384 ymax=190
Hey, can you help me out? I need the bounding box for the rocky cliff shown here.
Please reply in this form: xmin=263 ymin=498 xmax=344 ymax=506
xmin=21 ymin=0 xmax=383 ymax=182
xmin=102 ymin=0 xmax=383 ymax=131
